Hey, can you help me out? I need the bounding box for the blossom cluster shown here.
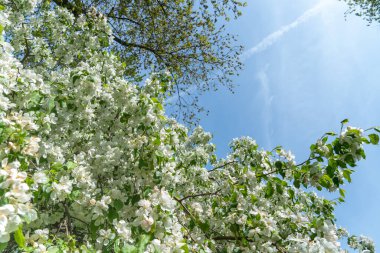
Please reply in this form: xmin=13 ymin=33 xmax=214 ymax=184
xmin=0 ymin=0 xmax=377 ymax=252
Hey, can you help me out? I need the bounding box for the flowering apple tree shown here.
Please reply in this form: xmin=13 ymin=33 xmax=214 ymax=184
xmin=0 ymin=0 xmax=377 ymax=252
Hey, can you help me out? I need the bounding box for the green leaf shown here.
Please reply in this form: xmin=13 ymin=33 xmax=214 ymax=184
xmin=156 ymin=102 xmax=163 ymax=111
xmin=113 ymin=199 xmax=124 ymax=211
xmin=131 ymin=194 xmax=140 ymax=205
xmin=343 ymin=169 xmax=352 ymax=183
xmin=339 ymin=188 xmax=346 ymax=198
xmin=293 ymin=179 xmax=300 ymax=189
xmin=274 ymin=161 xmax=285 ymax=177
xmin=288 ymin=189 xmax=295 ymax=200
xmin=121 ymin=245 xmax=137 ymax=253
xmin=276 ymin=183 xmax=283 ymax=194
xmin=51 ymin=162 xmax=63 ymax=171
xmin=46 ymin=98 xmax=55 ymax=112
xmin=189 ymin=219 xmax=196 ymax=230
xmin=199 ymin=221 xmax=210 ymax=233
xmin=368 ymin=133 xmax=379 ymax=145
xmin=250 ymin=194 xmax=258 ymax=204
xmin=66 ymin=161 xmax=77 ymax=170
xmin=14 ymin=226 xmax=25 ymax=248
xmin=344 ymin=154 xmax=356 ymax=167
xmin=113 ymin=239 xmax=121 ymax=253
xmin=120 ymin=113 xmax=131 ymax=123
xmin=341 ymin=119 xmax=349 ymax=125
xmin=319 ymin=175 xmax=332 ymax=188
xmin=89 ymin=221 xmax=99 ymax=240
xmin=107 ymin=206 xmax=118 ymax=221
xmin=326 ymin=165 xmax=335 ymax=178
xmin=362 ymin=137 xmax=370 ymax=144
xmin=28 ymin=91 xmax=42 ymax=106
xmin=47 ymin=246 xmax=59 ymax=253
xmin=153 ymin=138 xmax=161 ymax=146
xmin=136 ymin=234 xmax=152 ymax=253
xmin=181 ymin=244 xmax=190 ymax=253
xmin=333 ymin=143 xmax=342 ymax=154
xmin=0 ymin=242 xmax=8 ymax=252
xmin=358 ymin=148 xmax=366 ymax=159
xmin=72 ymin=74 xmax=81 ymax=84
xmin=265 ymin=181 xmax=274 ymax=198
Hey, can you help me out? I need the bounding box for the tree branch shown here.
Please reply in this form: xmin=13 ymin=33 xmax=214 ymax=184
xmin=107 ymin=14 xmax=141 ymax=26
xmin=178 ymin=189 xmax=221 ymax=202
xmin=208 ymin=160 xmax=237 ymax=172
xmin=212 ymin=236 xmax=253 ymax=242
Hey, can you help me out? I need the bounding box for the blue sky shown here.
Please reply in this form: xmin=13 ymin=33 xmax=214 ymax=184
xmin=197 ymin=0 xmax=380 ymax=249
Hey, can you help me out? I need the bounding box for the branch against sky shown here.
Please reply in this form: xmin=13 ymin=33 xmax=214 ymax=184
xmin=342 ymin=0 xmax=380 ymax=24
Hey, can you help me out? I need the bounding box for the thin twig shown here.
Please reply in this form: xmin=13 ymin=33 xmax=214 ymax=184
xmin=178 ymin=189 xmax=222 ymax=202
xmin=208 ymin=161 xmax=237 ymax=173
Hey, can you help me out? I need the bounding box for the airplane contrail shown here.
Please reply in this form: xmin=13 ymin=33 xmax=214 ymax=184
xmin=243 ymin=0 xmax=331 ymax=59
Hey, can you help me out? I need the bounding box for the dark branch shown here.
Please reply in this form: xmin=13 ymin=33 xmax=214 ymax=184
xmin=106 ymin=14 xmax=141 ymax=26
xmin=178 ymin=189 xmax=221 ymax=202
xmin=208 ymin=161 xmax=237 ymax=172
xmin=212 ymin=236 xmax=253 ymax=242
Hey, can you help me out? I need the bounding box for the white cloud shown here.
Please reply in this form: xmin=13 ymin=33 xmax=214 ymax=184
xmin=243 ymin=0 xmax=331 ymax=59
xmin=256 ymin=65 xmax=274 ymax=148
